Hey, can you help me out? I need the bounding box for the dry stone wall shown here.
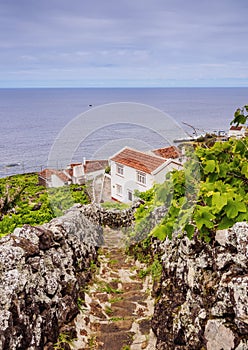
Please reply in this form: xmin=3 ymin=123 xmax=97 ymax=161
xmin=78 ymin=200 xmax=144 ymax=228
xmin=0 ymin=208 xmax=103 ymax=350
xmin=1 ymin=199 xmax=248 ymax=350
xmin=152 ymin=222 xmax=248 ymax=350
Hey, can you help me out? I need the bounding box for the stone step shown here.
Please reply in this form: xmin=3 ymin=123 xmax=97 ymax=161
xmin=73 ymin=228 xmax=157 ymax=350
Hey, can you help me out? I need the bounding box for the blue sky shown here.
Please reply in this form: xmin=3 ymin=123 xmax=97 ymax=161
xmin=0 ymin=0 xmax=248 ymax=87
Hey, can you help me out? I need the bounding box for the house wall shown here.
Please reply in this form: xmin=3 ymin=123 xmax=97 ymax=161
xmin=73 ymin=164 xmax=84 ymax=178
xmin=86 ymin=169 xmax=105 ymax=181
xmin=153 ymin=162 xmax=182 ymax=184
xmin=228 ymin=128 xmax=246 ymax=139
xmin=51 ymin=174 xmax=66 ymax=188
xmin=111 ymin=161 xmax=183 ymax=203
xmin=110 ymin=161 xmax=154 ymax=203
xmin=38 ymin=176 xmax=50 ymax=187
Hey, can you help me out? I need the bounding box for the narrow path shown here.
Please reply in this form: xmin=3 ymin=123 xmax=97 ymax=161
xmin=73 ymin=227 xmax=156 ymax=350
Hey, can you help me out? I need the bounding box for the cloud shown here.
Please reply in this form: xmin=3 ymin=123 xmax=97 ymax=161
xmin=0 ymin=0 xmax=248 ymax=86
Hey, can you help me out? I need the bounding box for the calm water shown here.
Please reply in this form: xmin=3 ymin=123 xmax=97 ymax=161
xmin=0 ymin=87 xmax=247 ymax=178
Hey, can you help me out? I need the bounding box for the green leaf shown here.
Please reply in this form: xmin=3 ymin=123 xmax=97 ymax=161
xmin=217 ymin=216 xmax=235 ymax=230
xmin=212 ymin=192 xmax=228 ymax=211
xmin=204 ymin=160 xmax=216 ymax=174
xmin=194 ymin=206 xmax=216 ymax=230
xmin=152 ymin=225 xmax=167 ymax=241
xmin=185 ymin=224 xmax=195 ymax=239
xmin=241 ymin=163 xmax=248 ymax=179
xmin=225 ymin=198 xmax=247 ymax=219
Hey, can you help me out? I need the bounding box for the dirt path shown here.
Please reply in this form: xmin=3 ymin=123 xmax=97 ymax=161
xmin=73 ymin=227 xmax=156 ymax=350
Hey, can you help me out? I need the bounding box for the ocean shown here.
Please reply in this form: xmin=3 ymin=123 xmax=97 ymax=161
xmin=0 ymin=87 xmax=247 ymax=178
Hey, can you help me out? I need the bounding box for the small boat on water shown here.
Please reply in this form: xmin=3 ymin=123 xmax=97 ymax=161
xmin=5 ymin=163 xmax=21 ymax=168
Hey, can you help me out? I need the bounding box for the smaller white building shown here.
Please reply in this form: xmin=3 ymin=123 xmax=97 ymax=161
xmin=38 ymin=169 xmax=72 ymax=188
xmin=110 ymin=147 xmax=182 ymax=203
xmin=228 ymin=126 xmax=247 ymax=139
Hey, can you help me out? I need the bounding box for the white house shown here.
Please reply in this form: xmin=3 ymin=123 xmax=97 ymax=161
xmin=38 ymin=169 xmax=72 ymax=188
xmin=66 ymin=163 xmax=85 ymax=185
xmin=38 ymin=159 xmax=109 ymax=188
xmin=228 ymin=126 xmax=247 ymax=139
xmin=110 ymin=147 xmax=182 ymax=203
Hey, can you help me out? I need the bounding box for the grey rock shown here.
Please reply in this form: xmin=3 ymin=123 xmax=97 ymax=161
xmin=0 ymin=207 xmax=102 ymax=350
xmin=204 ymin=319 xmax=235 ymax=350
xmin=152 ymin=222 xmax=248 ymax=349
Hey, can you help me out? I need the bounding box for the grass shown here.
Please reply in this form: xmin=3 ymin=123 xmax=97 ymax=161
xmin=88 ymin=336 xmax=97 ymax=350
xmin=108 ymin=259 xmax=119 ymax=266
xmin=101 ymin=201 xmax=130 ymax=210
xmin=96 ymin=282 xmax=123 ymax=294
xmin=105 ymin=305 xmax=114 ymax=315
xmin=54 ymin=332 xmax=77 ymax=349
xmin=108 ymin=296 xmax=123 ymax=304
xmin=137 ymin=258 xmax=162 ymax=281
xmin=109 ymin=316 xmax=126 ymax=322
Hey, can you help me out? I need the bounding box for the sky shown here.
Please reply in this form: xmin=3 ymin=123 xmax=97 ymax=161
xmin=0 ymin=0 xmax=248 ymax=88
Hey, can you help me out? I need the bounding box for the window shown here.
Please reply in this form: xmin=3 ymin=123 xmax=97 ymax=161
xmin=116 ymin=164 xmax=124 ymax=176
xmin=116 ymin=184 xmax=122 ymax=196
xmin=137 ymin=171 xmax=146 ymax=185
xmin=127 ymin=190 xmax=133 ymax=202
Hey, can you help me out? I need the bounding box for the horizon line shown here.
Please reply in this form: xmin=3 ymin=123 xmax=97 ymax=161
xmin=0 ymin=86 xmax=247 ymax=89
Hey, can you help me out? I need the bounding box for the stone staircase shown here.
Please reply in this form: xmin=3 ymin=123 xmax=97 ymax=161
xmin=73 ymin=227 xmax=156 ymax=350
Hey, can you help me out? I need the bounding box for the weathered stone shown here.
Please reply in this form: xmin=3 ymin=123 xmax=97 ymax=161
xmin=204 ymin=320 xmax=235 ymax=350
xmin=77 ymin=199 xmax=144 ymax=229
xmin=152 ymin=222 xmax=248 ymax=349
xmin=0 ymin=207 xmax=102 ymax=350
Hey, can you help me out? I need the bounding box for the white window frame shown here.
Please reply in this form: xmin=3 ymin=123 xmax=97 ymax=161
xmin=116 ymin=184 xmax=123 ymax=196
xmin=137 ymin=171 xmax=146 ymax=185
xmin=116 ymin=163 xmax=124 ymax=176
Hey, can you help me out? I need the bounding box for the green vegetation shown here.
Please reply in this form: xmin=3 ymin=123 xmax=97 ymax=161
xmin=108 ymin=296 xmax=123 ymax=304
xmin=0 ymin=173 xmax=90 ymax=237
xmin=88 ymin=336 xmax=97 ymax=350
xmin=54 ymin=332 xmax=77 ymax=349
xmin=134 ymin=137 xmax=248 ymax=243
xmin=109 ymin=316 xmax=125 ymax=322
xmin=104 ymin=305 xmax=113 ymax=315
xmin=96 ymin=281 xmax=123 ymax=294
xmin=230 ymin=105 xmax=248 ymax=126
xmin=138 ymin=257 xmax=162 ymax=281
xmin=105 ymin=165 xmax=111 ymax=174
xmin=121 ymin=346 xmax=131 ymax=350
xmin=100 ymin=201 xmax=130 ymax=210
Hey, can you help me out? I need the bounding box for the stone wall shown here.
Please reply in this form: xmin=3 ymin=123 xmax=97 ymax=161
xmin=152 ymin=222 xmax=248 ymax=350
xmin=0 ymin=208 xmax=103 ymax=350
xmin=77 ymin=200 xmax=144 ymax=228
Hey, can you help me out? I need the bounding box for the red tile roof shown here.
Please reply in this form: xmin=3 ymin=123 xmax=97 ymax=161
xmin=152 ymin=146 xmax=180 ymax=159
xmin=39 ymin=169 xmax=55 ymax=180
xmin=230 ymin=126 xmax=243 ymax=131
xmin=84 ymin=160 xmax=109 ymax=174
xmin=70 ymin=163 xmax=82 ymax=168
xmin=110 ymin=148 xmax=166 ymax=174
xmin=39 ymin=169 xmax=71 ymax=183
xmin=55 ymin=171 xmax=71 ymax=182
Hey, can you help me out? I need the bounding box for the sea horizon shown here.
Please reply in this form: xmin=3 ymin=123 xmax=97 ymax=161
xmin=1 ymin=86 xmax=247 ymax=178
